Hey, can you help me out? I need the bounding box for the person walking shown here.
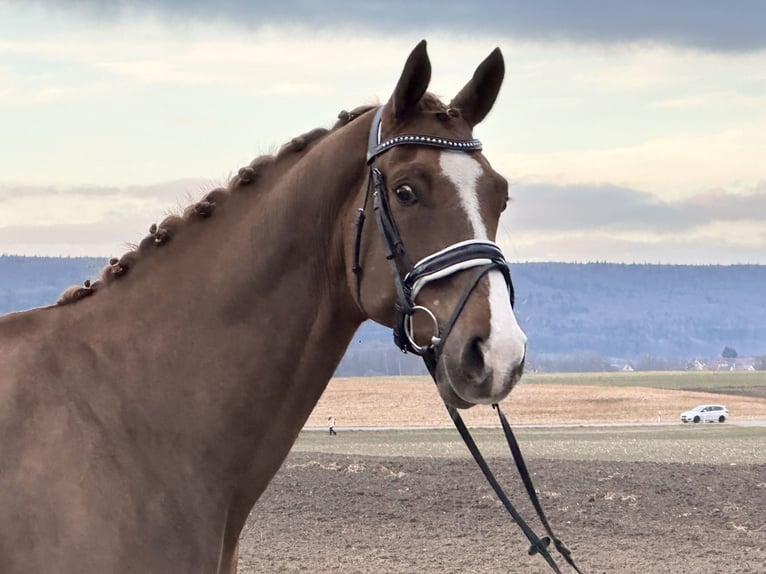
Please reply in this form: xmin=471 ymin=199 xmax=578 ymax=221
xmin=328 ymin=416 xmax=337 ymax=436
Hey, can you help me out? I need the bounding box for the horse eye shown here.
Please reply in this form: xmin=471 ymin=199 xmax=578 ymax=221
xmin=394 ymin=184 xmax=417 ymax=205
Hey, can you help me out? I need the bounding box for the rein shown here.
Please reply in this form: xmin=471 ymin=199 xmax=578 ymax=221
xmin=354 ymin=106 xmax=583 ymax=573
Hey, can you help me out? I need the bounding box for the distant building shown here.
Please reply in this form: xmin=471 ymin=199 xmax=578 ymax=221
xmin=706 ymin=357 xmax=756 ymax=371
xmin=687 ymin=359 xmax=706 ymax=371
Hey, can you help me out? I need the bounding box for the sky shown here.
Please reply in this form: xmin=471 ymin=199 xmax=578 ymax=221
xmin=1 ymin=1 xmax=765 ymax=263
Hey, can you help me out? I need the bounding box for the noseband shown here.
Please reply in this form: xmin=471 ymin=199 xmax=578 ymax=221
xmin=351 ymin=106 xmax=583 ymax=574
xmin=354 ymin=106 xmax=514 ymax=356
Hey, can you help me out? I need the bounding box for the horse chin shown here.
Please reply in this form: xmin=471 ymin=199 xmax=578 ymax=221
xmin=434 ymin=378 xmax=476 ymax=410
xmin=434 ymin=356 xmax=522 ymax=409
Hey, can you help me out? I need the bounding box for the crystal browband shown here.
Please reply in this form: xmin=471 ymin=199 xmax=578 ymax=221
xmin=367 ymin=134 xmax=482 ymax=163
xmin=366 ymin=106 xmax=483 ymax=164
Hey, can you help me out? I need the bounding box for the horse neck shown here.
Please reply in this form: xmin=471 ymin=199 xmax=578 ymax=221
xmin=64 ymin=120 xmax=370 ymax=495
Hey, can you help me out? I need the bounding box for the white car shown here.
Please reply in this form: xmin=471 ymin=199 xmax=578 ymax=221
xmin=680 ymin=404 xmax=728 ymax=423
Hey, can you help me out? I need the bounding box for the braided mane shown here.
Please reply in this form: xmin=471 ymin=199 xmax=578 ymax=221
xmin=56 ymin=98 xmax=457 ymax=306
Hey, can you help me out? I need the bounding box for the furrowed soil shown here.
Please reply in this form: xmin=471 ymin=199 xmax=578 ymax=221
xmin=237 ymin=376 xmax=766 ymax=573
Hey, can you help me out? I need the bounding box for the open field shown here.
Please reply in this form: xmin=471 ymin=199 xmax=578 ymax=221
xmin=240 ymin=451 xmax=766 ymax=573
xmin=292 ymin=425 xmax=766 ymax=465
xmin=239 ymin=373 xmax=766 ymax=573
xmin=304 ymin=371 xmax=766 ymax=428
xmin=519 ymin=369 xmax=766 ymax=391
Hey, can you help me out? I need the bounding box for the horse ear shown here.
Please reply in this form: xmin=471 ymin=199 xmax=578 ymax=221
xmin=391 ymin=40 xmax=431 ymax=119
xmin=450 ymin=47 xmax=505 ymax=127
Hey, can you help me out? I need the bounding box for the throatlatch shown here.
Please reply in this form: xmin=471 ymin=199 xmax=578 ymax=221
xmin=354 ymin=106 xmax=583 ymax=573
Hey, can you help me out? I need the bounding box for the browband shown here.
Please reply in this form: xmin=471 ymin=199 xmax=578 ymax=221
xmin=366 ymin=106 xmax=482 ymax=164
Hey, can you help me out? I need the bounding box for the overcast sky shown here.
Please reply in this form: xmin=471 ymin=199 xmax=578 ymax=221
xmin=2 ymin=1 xmax=765 ymax=263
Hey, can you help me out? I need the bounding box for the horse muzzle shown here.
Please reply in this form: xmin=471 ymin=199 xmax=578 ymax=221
xmin=396 ymin=241 xmax=527 ymax=408
xmin=434 ymin=306 xmax=527 ymax=407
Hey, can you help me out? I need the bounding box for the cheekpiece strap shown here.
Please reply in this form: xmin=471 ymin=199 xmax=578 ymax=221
xmin=366 ymin=106 xmax=482 ymax=164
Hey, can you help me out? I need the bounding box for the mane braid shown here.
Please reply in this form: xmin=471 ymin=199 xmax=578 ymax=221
xmin=55 ymin=111 xmax=368 ymax=307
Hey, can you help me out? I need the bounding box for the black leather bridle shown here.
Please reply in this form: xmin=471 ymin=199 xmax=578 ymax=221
xmin=354 ymin=106 xmax=514 ymax=357
xmin=352 ymin=106 xmax=583 ymax=573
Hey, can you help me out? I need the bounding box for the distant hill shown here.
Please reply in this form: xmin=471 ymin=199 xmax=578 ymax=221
xmin=0 ymin=256 xmax=105 ymax=314
xmin=513 ymin=262 xmax=765 ymax=371
xmin=341 ymin=262 xmax=766 ymax=374
xmin=2 ymin=256 xmax=764 ymax=374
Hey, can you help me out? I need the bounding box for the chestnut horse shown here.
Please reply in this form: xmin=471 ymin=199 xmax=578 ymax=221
xmin=0 ymin=41 xmax=526 ymax=573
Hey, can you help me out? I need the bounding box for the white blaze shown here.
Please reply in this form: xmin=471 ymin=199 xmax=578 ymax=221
xmin=438 ymin=151 xmax=527 ymax=395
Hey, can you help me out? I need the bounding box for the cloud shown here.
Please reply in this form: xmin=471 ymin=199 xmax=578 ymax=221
xmin=0 ymin=180 xmax=210 ymax=202
xmin=0 ymin=178 xmax=221 ymax=256
xmin=0 ymin=179 xmax=212 ymax=247
xmin=3 ymin=178 xmax=765 ymax=263
xmin=503 ymin=182 xmax=766 ymax=234
xmin=24 ymin=0 xmax=766 ymax=53
xmin=502 ymin=229 xmax=766 ymax=265
xmin=0 ymin=221 xmax=143 ymax=256
xmin=496 ymin=182 xmax=766 ymax=263
xmin=497 ymin=118 xmax=766 ymax=199
xmin=2 ymin=2 xmax=764 ymax=264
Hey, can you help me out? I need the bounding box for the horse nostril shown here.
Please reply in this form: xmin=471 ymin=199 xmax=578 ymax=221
xmin=462 ymin=335 xmax=486 ymax=373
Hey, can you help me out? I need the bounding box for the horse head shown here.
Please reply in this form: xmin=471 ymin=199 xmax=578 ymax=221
xmin=349 ymin=41 xmax=527 ymax=409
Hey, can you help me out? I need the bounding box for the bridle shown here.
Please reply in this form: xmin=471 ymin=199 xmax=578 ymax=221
xmin=352 ymin=106 xmax=583 ymax=574
xmin=354 ymin=106 xmax=513 ymax=357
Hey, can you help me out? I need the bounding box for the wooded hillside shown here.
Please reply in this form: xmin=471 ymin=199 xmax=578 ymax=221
xmin=2 ymin=256 xmax=764 ymax=374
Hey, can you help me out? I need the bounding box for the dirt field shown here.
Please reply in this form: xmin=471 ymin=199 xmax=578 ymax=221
xmin=239 ymin=453 xmax=765 ymax=573
xmin=237 ymin=376 xmax=766 ymax=573
xmin=304 ymin=376 xmax=766 ymax=428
